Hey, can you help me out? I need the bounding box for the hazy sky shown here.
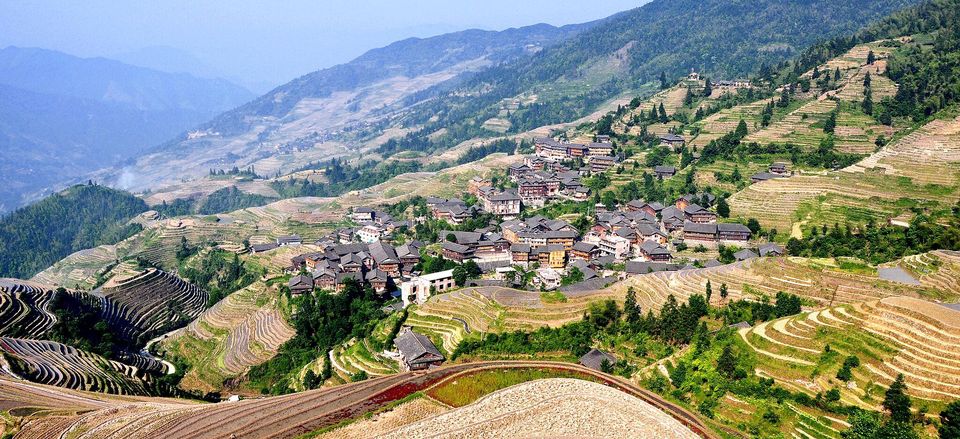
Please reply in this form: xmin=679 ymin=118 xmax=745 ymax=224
xmin=0 ymin=1 xmax=644 ymax=92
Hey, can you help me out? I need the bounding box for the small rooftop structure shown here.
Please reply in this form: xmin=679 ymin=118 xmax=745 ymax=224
xmin=579 ymin=348 xmax=617 ymax=371
xmin=394 ymin=327 xmax=445 ymax=371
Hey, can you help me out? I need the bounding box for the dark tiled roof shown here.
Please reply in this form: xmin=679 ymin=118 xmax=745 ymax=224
xmin=579 ymin=348 xmax=617 ymax=371
xmin=395 ymin=328 xmax=444 ymax=365
xmin=717 ymin=223 xmax=751 ymax=234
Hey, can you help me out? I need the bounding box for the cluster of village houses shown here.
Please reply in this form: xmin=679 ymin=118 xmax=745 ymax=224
xmin=254 ymin=131 xmax=790 ymax=371
xmin=264 ymin=134 xmax=788 ymax=310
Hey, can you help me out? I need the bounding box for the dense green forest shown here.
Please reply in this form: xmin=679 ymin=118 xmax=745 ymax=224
xmin=0 ymin=184 xmax=147 ymax=278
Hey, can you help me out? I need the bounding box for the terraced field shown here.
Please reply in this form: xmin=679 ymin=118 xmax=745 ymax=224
xmin=0 ymin=280 xmax=59 ymax=339
xmin=688 ymin=100 xmax=769 ymax=148
xmin=0 ymin=338 xmax=154 ymax=395
xmin=8 ymin=361 xmax=716 ymax=439
xmin=729 ymin=169 xmax=958 ymax=232
xmin=845 ymin=115 xmax=960 ymax=186
xmin=160 ymin=280 xmax=294 ymax=393
xmin=404 ymin=258 xmax=946 ymax=357
xmin=98 ymin=268 xmax=209 ymax=345
xmin=382 ymin=378 xmax=700 ymax=439
xmin=885 ymin=251 xmax=960 ymax=295
xmin=740 ymin=296 xmax=960 ymax=406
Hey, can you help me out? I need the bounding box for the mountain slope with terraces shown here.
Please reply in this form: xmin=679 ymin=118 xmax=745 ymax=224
xmin=97 ymin=268 xmax=208 ymax=346
xmin=738 ymin=296 xmax=960 ymax=407
xmin=403 ymin=257 xmax=958 ymax=359
xmin=730 ymin=114 xmax=960 ymax=231
xmin=0 ymin=337 xmax=156 ymax=395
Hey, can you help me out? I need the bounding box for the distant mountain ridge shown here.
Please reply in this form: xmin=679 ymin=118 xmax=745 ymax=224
xmin=395 ymin=0 xmax=923 ymax=142
xmin=99 ymin=0 xmax=921 ymax=199
xmin=0 ymin=47 xmax=255 ymax=213
xmin=187 ymin=22 xmax=598 ymax=139
xmin=97 ymin=21 xmax=599 ymax=193
xmin=0 ymin=46 xmax=252 ymax=110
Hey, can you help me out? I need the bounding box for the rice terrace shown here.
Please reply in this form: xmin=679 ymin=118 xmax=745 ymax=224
xmin=2 ymin=0 xmax=960 ymax=438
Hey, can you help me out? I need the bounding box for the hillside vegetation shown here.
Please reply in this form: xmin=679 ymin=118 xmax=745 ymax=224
xmin=0 ymin=184 xmax=148 ymax=279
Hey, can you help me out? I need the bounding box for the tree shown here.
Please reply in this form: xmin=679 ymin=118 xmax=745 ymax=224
xmin=684 ymin=86 xmax=695 ymax=106
xmin=658 ymin=103 xmax=669 ymax=123
xmin=670 ymin=361 xmax=688 ymax=388
xmin=747 ymin=218 xmax=762 ymax=234
xmin=561 ymin=267 xmax=585 ymax=286
xmin=717 ymin=345 xmax=737 ymax=379
xmin=824 ymin=111 xmax=837 ymax=134
xmin=702 ymin=78 xmax=713 ymax=97
xmin=705 ymin=280 xmax=713 ymax=304
xmin=778 ymin=88 xmax=791 ymax=107
xmin=624 ymin=287 xmax=641 ymax=327
xmin=863 ymin=87 xmax=874 ymax=115
xmin=446 ymin=232 xmax=457 ymax=243
xmin=864 ymin=71 xmax=872 ymax=88
xmin=659 ymin=71 xmax=669 ymax=89
xmin=826 ymin=388 xmax=842 ymax=402
xmin=720 ymin=283 xmax=729 ymax=301
xmin=303 ymin=370 xmax=318 ymax=389
xmin=940 ymin=400 xmax=960 ymax=439
xmin=734 ymin=119 xmax=748 ymax=139
xmin=884 ymin=374 xmax=912 ymax=423
xmin=600 ymin=358 xmax=614 ymax=374
xmin=867 ymin=50 xmax=876 ymax=65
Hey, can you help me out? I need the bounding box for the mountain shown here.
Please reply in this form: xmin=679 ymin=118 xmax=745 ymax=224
xmin=0 ymin=184 xmax=148 ymax=279
xmin=395 ymin=0 xmax=923 ymax=146
xmin=95 ymin=22 xmax=598 ymax=193
xmin=0 ymin=47 xmax=255 ymax=213
xmin=99 ymin=0 xmax=920 ymax=199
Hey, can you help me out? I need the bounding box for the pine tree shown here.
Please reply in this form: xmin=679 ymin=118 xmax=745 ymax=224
xmin=705 ymin=280 xmax=713 ymax=304
xmin=717 ymin=345 xmax=737 ymax=379
xmin=883 ymin=374 xmax=912 ymax=423
xmin=867 ymin=50 xmax=876 ymax=65
xmin=720 ymin=283 xmax=729 ymax=301
xmin=659 ymin=103 xmax=669 ymax=123
xmin=735 ymin=119 xmax=748 ymax=138
xmin=624 ymin=287 xmax=641 ymax=327
xmin=684 ymin=87 xmax=695 ymax=106
xmin=716 ymin=197 xmax=730 ymax=218
xmin=834 ymin=67 xmax=841 ymax=81
xmin=823 ymin=111 xmax=837 ymax=134
xmin=863 ymin=71 xmax=872 ymax=88
xmin=862 ymin=87 xmax=874 ymax=115
xmin=702 ymin=78 xmax=713 ymax=97
xmin=778 ymin=88 xmax=790 ymax=107
xmin=940 ymin=400 xmax=960 ymax=439
xmin=660 ymin=71 xmax=669 ymax=89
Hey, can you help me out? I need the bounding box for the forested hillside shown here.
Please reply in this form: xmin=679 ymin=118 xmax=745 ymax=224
xmin=388 ymin=0 xmax=921 ymax=152
xmin=0 ymin=184 xmax=148 ymax=278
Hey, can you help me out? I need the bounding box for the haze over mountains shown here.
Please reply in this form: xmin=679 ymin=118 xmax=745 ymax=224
xmin=93 ymin=0 xmax=919 ymax=197
xmin=0 ymin=46 xmax=253 ymax=213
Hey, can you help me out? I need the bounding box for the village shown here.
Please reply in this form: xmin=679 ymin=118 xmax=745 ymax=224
xmin=268 ymin=134 xmax=787 ymax=305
